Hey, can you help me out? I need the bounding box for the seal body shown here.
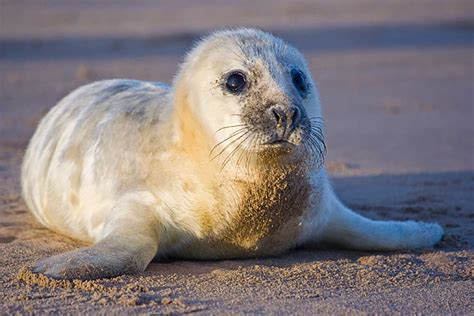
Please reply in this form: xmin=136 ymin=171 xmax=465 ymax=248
xmin=22 ymin=78 xmax=321 ymax=259
xmin=22 ymin=29 xmax=443 ymax=280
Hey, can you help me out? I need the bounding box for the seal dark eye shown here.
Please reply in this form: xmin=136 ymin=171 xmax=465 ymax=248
xmin=291 ymin=69 xmax=307 ymax=96
xmin=225 ymin=71 xmax=247 ymax=93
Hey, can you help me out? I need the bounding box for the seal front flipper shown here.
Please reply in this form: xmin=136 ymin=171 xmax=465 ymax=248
xmin=32 ymin=209 xmax=160 ymax=280
xmin=306 ymin=187 xmax=444 ymax=251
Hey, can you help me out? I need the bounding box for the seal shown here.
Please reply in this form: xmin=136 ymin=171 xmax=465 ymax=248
xmin=22 ymin=28 xmax=443 ymax=280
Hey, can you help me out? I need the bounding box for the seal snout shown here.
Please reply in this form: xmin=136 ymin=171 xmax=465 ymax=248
xmin=267 ymin=104 xmax=302 ymax=143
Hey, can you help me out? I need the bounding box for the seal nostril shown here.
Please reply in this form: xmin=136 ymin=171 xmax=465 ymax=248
xmin=292 ymin=107 xmax=300 ymax=124
xmin=287 ymin=106 xmax=301 ymax=131
xmin=272 ymin=108 xmax=282 ymax=124
xmin=269 ymin=107 xmax=288 ymax=131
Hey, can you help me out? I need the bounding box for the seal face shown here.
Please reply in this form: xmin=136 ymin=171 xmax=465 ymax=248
xmin=22 ymin=28 xmax=443 ymax=280
xmin=187 ymin=29 xmax=325 ymax=168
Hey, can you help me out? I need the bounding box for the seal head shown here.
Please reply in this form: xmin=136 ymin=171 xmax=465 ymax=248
xmin=174 ymin=28 xmax=326 ymax=172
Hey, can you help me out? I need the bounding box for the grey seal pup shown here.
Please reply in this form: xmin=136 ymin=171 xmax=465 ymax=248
xmin=22 ymin=28 xmax=443 ymax=280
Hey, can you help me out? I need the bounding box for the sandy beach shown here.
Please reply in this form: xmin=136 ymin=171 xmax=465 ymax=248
xmin=1 ymin=0 xmax=473 ymax=314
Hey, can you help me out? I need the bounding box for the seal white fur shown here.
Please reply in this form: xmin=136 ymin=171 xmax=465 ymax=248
xmin=22 ymin=28 xmax=443 ymax=280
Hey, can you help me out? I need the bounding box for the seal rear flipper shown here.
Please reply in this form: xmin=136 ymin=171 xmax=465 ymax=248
xmin=311 ymin=189 xmax=444 ymax=251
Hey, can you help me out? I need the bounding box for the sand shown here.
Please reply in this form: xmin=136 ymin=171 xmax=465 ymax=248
xmin=1 ymin=0 xmax=473 ymax=314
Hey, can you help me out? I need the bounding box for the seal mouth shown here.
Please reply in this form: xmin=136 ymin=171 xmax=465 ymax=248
xmin=262 ymin=139 xmax=296 ymax=148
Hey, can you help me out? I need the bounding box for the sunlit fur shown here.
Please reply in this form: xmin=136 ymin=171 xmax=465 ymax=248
xmin=22 ymin=28 xmax=443 ymax=280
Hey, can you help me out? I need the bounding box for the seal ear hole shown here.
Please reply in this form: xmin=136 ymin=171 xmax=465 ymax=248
xmin=224 ymin=71 xmax=247 ymax=94
xmin=291 ymin=69 xmax=308 ymax=97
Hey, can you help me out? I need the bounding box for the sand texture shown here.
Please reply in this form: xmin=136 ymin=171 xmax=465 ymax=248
xmin=1 ymin=0 xmax=473 ymax=314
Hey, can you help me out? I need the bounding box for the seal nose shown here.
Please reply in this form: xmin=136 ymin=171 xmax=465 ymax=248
xmin=269 ymin=105 xmax=301 ymax=132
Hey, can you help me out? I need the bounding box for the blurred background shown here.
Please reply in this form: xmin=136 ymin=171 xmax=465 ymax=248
xmin=1 ymin=0 xmax=473 ymax=174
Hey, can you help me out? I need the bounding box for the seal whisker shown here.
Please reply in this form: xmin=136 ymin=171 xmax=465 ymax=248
xmin=247 ymin=133 xmax=262 ymax=179
xmin=312 ymin=129 xmax=326 ymax=151
xmin=310 ymin=130 xmax=325 ymax=151
xmin=209 ymin=127 xmax=248 ymax=158
xmin=220 ymin=130 xmax=254 ymax=171
xmin=309 ymin=116 xmax=325 ymax=123
xmin=214 ymin=130 xmax=250 ymax=161
xmin=301 ymin=122 xmax=326 ymax=167
xmin=214 ymin=124 xmax=247 ymax=135
xmin=249 ymin=135 xmax=262 ymax=182
xmin=228 ymin=46 xmax=247 ymax=65
xmin=236 ymin=132 xmax=258 ymax=173
xmin=210 ymin=129 xmax=250 ymax=161
xmin=307 ymin=133 xmax=326 ymax=167
xmin=236 ymin=138 xmax=249 ymax=169
xmin=222 ymin=130 xmax=254 ymax=168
